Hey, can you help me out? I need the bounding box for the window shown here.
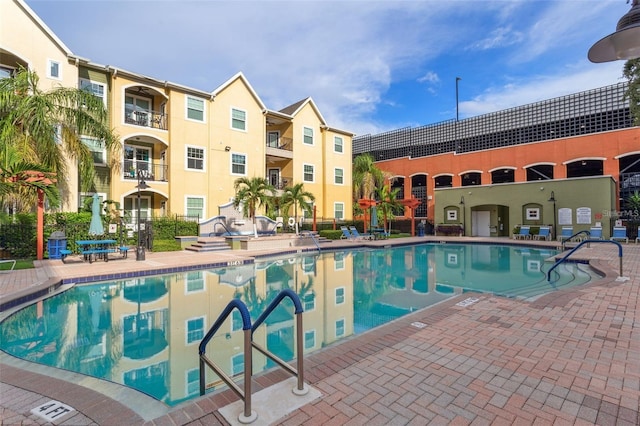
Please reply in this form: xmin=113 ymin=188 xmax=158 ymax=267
xmin=334 ymin=136 xmax=343 ymax=153
xmin=335 ymin=287 xmax=345 ymax=305
xmin=0 ymin=65 xmax=14 ymax=79
xmin=125 ymin=95 xmax=151 ymax=126
xmin=231 ymin=108 xmax=246 ymax=131
xmin=334 ymin=202 xmax=344 ymax=220
xmin=81 ymin=136 xmax=106 ymax=164
xmin=303 ymin=292 xmax=315 ymax=311
xmin=186 ymin=96 xmax=205 ymax=122
xmin=231 ymin=310 xmax=243 ymax=332
xmin=186 ymin=317 xmax=205 ymax=344
xmin=186 ymin=368 xmax=199 ymax=396
xmin=303 ymin=127 xmax=314 ymax=145
xmin=232 ymin=353 xmax=244 ymax=376
xmin=303 ymin=164 xmax=315 ymax=183
xmin=334 ymin=168 xmax=344 ymax=185
xmin=335 ymin=318 xmax=345 ymax=338
xmin=186 ymin=146 xmax=204 ymax=171
xmin=304 ymin=330 xmax=316 ymax=350
xmin=231 ymin=153 xmax=246 ymax=175
xmin=334 ymin=252 xmax=345 ymax=270
xmin=47 ymin=59 xmax=60 ymax=79
xmin=267 ymin=131 xmax=279 ymax=148
xmin=186 ymin=270 xmax=204 ymax=292
xmin=79 ymin=192 xmax=106 ymax=211
xmin=79 ymin=79 xmax=106 ymax=105
xmin=185 ymin=198 xmax=204 ymax=222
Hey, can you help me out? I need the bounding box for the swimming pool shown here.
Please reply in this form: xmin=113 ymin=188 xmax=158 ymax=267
xmin=0 ymin=243 xmax=595 ymax=406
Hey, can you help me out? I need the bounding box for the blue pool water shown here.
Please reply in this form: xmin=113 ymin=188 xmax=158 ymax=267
xmin=0 ymin=243 xmax=595 ymax=406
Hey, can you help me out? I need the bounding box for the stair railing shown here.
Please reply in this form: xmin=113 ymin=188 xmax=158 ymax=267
xmin=300 ymin=230 xmax=321 ymax=252
xmin=198 ymin=299 xmax=256 ymax=423
xmin=251 ymin=288 xmax=308 ymax=395
xmin=560 ymin=230 xmax=591 ymax=250
xmin=209 ymin=221 xmax=231 ymax=237
xmin=547 ymin=239 xmax=623 ymax=282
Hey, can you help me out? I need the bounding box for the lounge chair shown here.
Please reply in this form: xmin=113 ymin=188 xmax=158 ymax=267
xmin=0 ymin=259 xmax=16 ymax=273
xmin=534 ymin=226 xmax=551 ymax=241
xmin=513 ymin=226 xmax=530 ymax=240
xmin=340 ymin=226 xmax=353 ymax=240
xmin=558 ymin=227 xmax=574 ymax=241
xmin=349 ymin=226 xmax=372 ymax=240
xmin=589 ymin=227 xmax=603 ymax=240
xmin=610 ymin=226 xmax=628 ymax=243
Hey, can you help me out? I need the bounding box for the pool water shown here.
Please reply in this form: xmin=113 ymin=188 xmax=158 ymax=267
xmin=0 ymin=243 xmax=596 ymax=406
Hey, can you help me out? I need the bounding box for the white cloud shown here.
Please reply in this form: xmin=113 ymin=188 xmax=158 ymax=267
xmin=418 ymin=71 xmax=440 ymax=83
xmin=460 ymin=61 xmax=624 ymax=117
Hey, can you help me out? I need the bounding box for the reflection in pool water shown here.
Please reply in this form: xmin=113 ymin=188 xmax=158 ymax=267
xmin=1 ymin=243 xmax=594 ymax=406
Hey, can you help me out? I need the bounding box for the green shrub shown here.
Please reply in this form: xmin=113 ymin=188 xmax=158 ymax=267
xmin=152 ymin=239 xmax=183 ymax=252
xmin=319 ymin=230 xmax=344 ymax=240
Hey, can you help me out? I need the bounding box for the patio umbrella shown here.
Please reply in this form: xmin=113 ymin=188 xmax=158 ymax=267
xmin=88 ymin=194 xmax=105 ymax=236
xmin=371 ymin=206 xmax=378 ymax=228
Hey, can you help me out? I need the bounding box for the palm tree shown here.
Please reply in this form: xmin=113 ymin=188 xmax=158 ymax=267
xmin=375 ymin=185 xmax=403 ymax=234
xmin=352 ymin=153 xmax=390 ymax=203
xmin=233 ymin=176 xmax=274 ymax=237
xmin=280 ymin=183 xmax=315 ymax=234
xmin=1 ymin=68 xmax=120 ymax=202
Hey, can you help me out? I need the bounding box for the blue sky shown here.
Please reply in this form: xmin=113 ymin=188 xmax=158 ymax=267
xmin=26 ymin=0 xmax=629 ymax=136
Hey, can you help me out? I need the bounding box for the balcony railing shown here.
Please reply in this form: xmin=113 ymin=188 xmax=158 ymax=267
xmin=124 ymin=108 xmax=167 ymax=130
xmin=266 ymin=136 xmax=293 ymax=151
xmin=267 ymin=176 xmax=293 ymax=190
xmin=123 ymin=161 xmax=168 ymax=182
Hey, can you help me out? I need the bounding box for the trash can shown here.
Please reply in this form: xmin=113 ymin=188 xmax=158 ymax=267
xmin=417 ymin=221 xmax=425 ymax=237
xmin=48 ymin=231 xmax=67 ymax=259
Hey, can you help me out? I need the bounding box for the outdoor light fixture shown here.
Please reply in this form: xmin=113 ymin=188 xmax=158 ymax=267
xmin=548 ymin=191 xmax=557 ymax=240
xmin=589 ymin=0 xmax=640 ymax=63
xmin=136 ymin=170 xmax=149 ymax=261
xmin=224 ymin=146 xmax=231 ymax=152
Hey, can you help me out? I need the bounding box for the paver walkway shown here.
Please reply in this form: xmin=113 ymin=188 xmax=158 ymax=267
xmin=0 ymin=237 xmax=638 ymax=425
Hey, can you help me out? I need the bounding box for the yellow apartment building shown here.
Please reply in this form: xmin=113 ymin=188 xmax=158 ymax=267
xmin=1 ymin=0 xmax=354 ymax=224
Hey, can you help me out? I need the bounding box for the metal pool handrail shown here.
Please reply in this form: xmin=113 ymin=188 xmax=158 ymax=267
xmin=198 ymin=299 xmax=255 ymax=422
xmin=251 ymin=289 xmax=307 ymax=395
xmin=547 ymin=239 xmax=623 ymax=282
xmin=560 ymin=230 xmax=591 ymax=250
xmin=300 ymin=230 xmax=321 ymax=251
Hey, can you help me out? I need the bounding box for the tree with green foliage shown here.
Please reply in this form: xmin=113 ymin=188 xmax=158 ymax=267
xmin=233 ymin=176 xmax=275 ymax=237
xmin=623 ymin=58 xmax=640 ymax=126
xmin=280 ymin=182 xmax=315 ymax=234
xmin=375 ymin=185 xmax=403 ymax=234
xmin=0 ymin=68 xmax=120 ymax=213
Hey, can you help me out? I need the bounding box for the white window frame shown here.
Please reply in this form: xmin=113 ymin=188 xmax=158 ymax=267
xmin=185 ymin=196 xmax=205 ymax=223
xmin=231 ymin=107 xmax=247 ymax=131
xmin=334 ymin=136 xmax=344 ymax=153
xmin=81 ymin=136 xmax=107 ymax=165
xmin=186 ymin=316 xmax=205 ymax=345
xmin=335 ymin=287 xmax=345 ymax=305
xmin=334 ymin=202 xmax=344 ymax=220
xmin=185 ymin=95 xmax=206 ymax=122
xmin=334 ymin=168 xmax=344 ymax=185
xmin=185 ymin=368 xmax=200 ymax=396
xmin=185 ymin=145 xmax=205 ymax=172
xmin=302 ymin=292 xmax=315 ymax=312
xmin=335 ymin=318 xmax=345 ymax=338
xmin=79 ymin=79 xmax=106 ymax=106
xmin=334 ymin=252 xmax=345 ymax=270
xmin=47 ymin=59 xmax=61 ymax=80
xmin=303 ymin=163 xmax=315 ymax=183
xmin=185 ymin=270 xmax=205 ymax=293
xmin=231 ymin=152 xmax=247 ymax=176
xmin=304 ymin=329 xmax=316 ymax=350
xmin=79 ymin=192 xmax=107 ymax=211
xmin=303 ymin=126 xmax=314 ymax=145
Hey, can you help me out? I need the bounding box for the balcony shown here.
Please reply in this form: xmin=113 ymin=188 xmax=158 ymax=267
xmin=266 ymin=137 xmax=294 ymax=161
xmin=124 ymin=108 xmax=167 ymax=130
xmin=268 ymin=176 xmax=293 ymax=190
xmin=123 ymin=160 xmax=168 ymax=182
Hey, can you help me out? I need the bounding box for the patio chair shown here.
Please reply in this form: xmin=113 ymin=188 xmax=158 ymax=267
xmin=0 ymin=259 xmax=16 ymax=273
xmin=349 ymin=226 xmax=372 ymax=240
xmin=558 ymin=227 xmax=574 ymax=241
xmin=610 ymin=226 xmax=628 ymax=243
xmin=340 ymin=226 xmax=354 ymax=240
xmin=589 ymin=227 xmax=603 ymax=240
xmin=534 ymin=226 xmax=551 ymax=241
xmin=513 ymin=225 xmax=530 ymax=240
xmin=636 ymin=226 xmax=640 ymax=244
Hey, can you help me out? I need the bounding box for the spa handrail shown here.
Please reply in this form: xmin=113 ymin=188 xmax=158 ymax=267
xmin=560 ymin=230 xmax=591 ymax=250
xmin=547 ymin=239 xmax=623 ymax=282
xmin=209 ymin=221 xmax=231 ymax=237
xmin=199 ymin=299 xmax=254 ymax=421
xmin=300 ymin=230 xmax=321 ymax=252
xmin=251 ymin=289 xmax=307 ymax=394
